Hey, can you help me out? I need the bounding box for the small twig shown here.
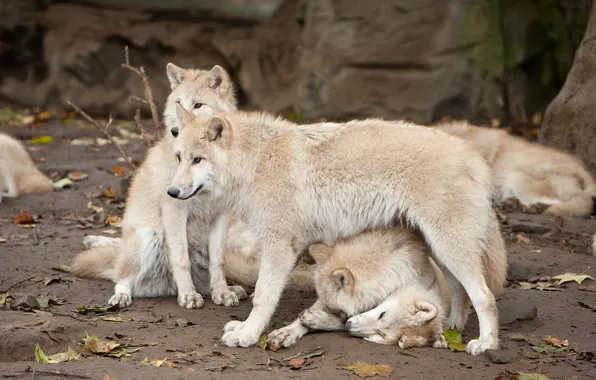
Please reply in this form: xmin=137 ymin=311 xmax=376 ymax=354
xmin=32 ymin=228 xmax=38 ymax=246
xmin=129 ymin=95 xmax=148 ymax=105
xmin=396 ymin=350 xmax=419 ymax=359
xmin=2 ymin=367 xmax=92 ymax=379
xmin=65 ymin=100 xmax=136 ymax=170
xmin=121 ymin=45 xmax=162 ymax=140
xmin=52 ymin=311 xmax=98 ymax=326
xmin=134 ymin=108 xmax=153 ymax=147
xmin=1 ymin=277 xmax=35 ymax=294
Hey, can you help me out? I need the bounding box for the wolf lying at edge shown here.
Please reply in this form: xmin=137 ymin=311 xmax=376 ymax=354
xmin=0 ymin=133 xmax=53 ymax=203
xmin=167 ymin=107 xmax=507 ymax=355
xmin=434 ymin=121 xmax=596 ymax=217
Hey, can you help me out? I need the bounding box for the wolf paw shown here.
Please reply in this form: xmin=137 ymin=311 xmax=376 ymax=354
xmin=299 ymin=309 xmax=332 ymax=330
xmin=266 ymin=325 xmax=304 ymax=348
xmin=212 ymin=286 xmax=247 ymax=307
xmin=434 ymin=334 xmax=448 ymax=349
xmin=220 ymin=325 xmax=260 ymax=347
xmin=178 ymin=292 xmax=204 ymax=309
xmin=465 ymin=338 xmax=498 ymax=355
xmin=108 ymin=293 xmax=132 ymax=308
xmin=223 ymin=320 xmax=245 ymax=333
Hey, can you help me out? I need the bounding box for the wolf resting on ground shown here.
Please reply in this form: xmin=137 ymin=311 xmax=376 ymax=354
xmin=434 ymin=121 xmax=596 ymax=217
xmin=0 ymin=133 xmax=53 ymax=203
xmin=168 ymin=109 xmax=507 ymax=355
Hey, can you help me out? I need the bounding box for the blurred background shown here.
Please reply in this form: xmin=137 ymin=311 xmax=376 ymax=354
xmin=1 ymin=0 xmax=595 ymax=165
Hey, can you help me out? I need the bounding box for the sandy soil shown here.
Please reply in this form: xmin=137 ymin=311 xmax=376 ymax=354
xmin=1 ymin=121 xmax=596 ymax=380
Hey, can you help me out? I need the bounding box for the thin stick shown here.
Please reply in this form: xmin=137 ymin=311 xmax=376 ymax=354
xmin=65 ymin=100 xmax=136 ymax=170
xmin=121 ymin=45 xmax=162 ymax=140
xmin=1 ymin=277 xmax=35 ymax=294
xmin=2 ymin=367 xmax=92 ymax=379
xmin=133 ymin=108 xmax=152 ymax=147
xmin=32 ymin=228 xmax=39 ymax=246
xmin=129 ymin=95 xmax=148 ymax=105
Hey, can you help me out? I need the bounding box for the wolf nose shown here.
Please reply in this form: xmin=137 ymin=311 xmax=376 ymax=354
xmin=345 ymin=320 xmax=352 ymax=331
xmin=167 ymin=188 xmax=180 ymax=198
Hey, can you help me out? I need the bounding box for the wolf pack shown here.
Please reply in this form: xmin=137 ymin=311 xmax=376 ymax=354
xmin=2 ymin=63 xmax=596 ymax=356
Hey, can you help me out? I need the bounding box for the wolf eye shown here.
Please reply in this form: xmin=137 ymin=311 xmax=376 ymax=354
xmin=378 ymin=311 xmax=386 ymax=320
xmin=192 ymin=157 xmax=202 ymax=164
xmin=193 ymin=102 xmax=203 ymax=109
xmin=176 ymin=153 xmax=181 ymax=162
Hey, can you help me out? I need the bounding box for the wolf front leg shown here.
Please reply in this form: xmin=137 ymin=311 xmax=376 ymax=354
xmin=220 ymin=237 xmax=297 ymax=347
xmin=209 ymin=214 xmax=247 ymax=306
xmin=266 ymin=299 xmax=344 ymax=348
xmin=163 ymin=202 xmax=204 ymax=309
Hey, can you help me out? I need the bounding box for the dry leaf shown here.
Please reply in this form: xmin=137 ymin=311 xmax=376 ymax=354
xmin=105 ymin=215 xmax=122 ymax=227
xmin=68 ymin=171 xmax=88 ymax=181
xmin=543 ymin=336 xmax=569 ymax=347
xmin=89 ymin=147 xmax=101 ymax=153
xmin=102 ymin=229 xmax=119 ymax=235
xmin=83 ymin=333 xmax=128 ymax=358
xmin=552 ymin=273 xmax=595 ymax=286
xmin=31 ymin=136 xmax=52 ymax=145
xmin=35 ymin=344 xmax=81 ymax=364
xmin=111 ymin=166 xmax=126 ymax=175
xmin=289 ymin=357 xmax=305 ymax=369
xmin=141 ymin=357 xmax=175 ymax=368
xmin=87 ymin=202 xmax=104 ymax=214
xmin=516 ymin=234 xmax=531 ymax=244
xmin=345 ymin=362 xmax=392 ymax=378
xmin=9 ymin=211 xmax=35 ymax=225
xmin=37 ymin=111 xmax=52 ymax=120
xmin=443 ymin=329 xmax=466 ymax=352
xmin=52 ymin=265 xmax=71 ymax=273
xmin=100 ymin=187 xmax=118 ymax=198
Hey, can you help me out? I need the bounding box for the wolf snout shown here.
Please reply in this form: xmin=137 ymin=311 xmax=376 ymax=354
xmin=167 ymin=187 xmax=180 ymax=198
xmin=345 ymin=320 xmax=353 ymax=331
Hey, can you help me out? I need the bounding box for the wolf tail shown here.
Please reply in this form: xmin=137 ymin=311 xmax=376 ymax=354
xmin=18 ymin=171 xmax=53 ymax=194
xmin=544 ymin=168 xmax=596 ymax=217
xmin=71 ymin=243 xmax=119 ymax=282
xmin=483 ymin=215 xmax=508 ymax=298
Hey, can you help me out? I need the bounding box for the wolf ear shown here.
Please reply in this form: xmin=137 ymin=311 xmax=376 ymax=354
xmin=176 ymin=102 xmax=194 ymax=125
xmin=167 ymin=63 xmax=186 ymax=90
xmin=332 ymin=268 xmax=354 ymax=290
xmin=207 ymin=116 xmax=232 ymax=144
xmin=308 ymin=243 xmax=333 ymax=264
xmin=209 ymin=65 xmax=231 ymax=97
xmin=413 ymin=300 xmax=438 ymax=324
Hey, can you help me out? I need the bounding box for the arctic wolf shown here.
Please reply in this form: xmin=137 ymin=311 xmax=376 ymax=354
xmin=434 ymin=121 xmax=596 ymax=217
xmin=266 ymin=228 xmax=457 ymax=349
xmin=0 ymin=133 xmax=53 ymax=203
xmin=168 ymin=109 xmax=508 ymax=355
xmin=71 ymin=63 xmax=248 ymax=309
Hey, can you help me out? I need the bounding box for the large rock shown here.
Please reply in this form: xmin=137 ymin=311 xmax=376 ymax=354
xmin=539 ymin=0 xmax=596 ymax=171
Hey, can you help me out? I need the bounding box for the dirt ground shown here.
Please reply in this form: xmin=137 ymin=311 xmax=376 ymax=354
xmin=1 ymin=120 xmax=596 ymax=380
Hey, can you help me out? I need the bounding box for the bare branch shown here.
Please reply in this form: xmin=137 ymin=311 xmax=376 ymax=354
xmin=134 ymin=108 xmax=153 ymax=147
xmin=129 ymin=95 xmax=148 ymax=105
xmin=65 ymin=100 xmax=137 ymax=170
xmin=121 ymin=45 xmax=162 ymax=141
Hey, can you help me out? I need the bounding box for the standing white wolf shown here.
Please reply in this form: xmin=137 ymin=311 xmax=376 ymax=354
xmin=434 ymin=121 xmax=596 ymax=217
xmin=168 ymin=109 xmax=508 ymax=355
xmin=0 ymin=133 xmax=53 ymax=203
xmin=71 ymin=63 xmax=248 ymax=309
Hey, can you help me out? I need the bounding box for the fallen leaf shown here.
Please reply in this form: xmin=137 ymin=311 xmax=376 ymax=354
xmin=443 ymin=329 xmax=466 ymax=352
xmin=518 ymin=281 xmax=562 ymax=291
xmin=105 ymin=215 xmax=122 ymax=228
xmin=102 ymin=229 xmax=119 ymax=235
xmin=516 ymin=234 xmax=531 ymax=244
xmin=87 ymin=202 xmax=104 ymax=214
xmin=344 ymin=362 xmax=392 ymax=378
xmin=543 ymin=336 xmax=568 ymax=347
xmin=141 ymin=357 xmax=175 ymax=368
xmin=36 ymin=295 xmax=66 ymax=308
xmin=100 ymin=187 xmax=118 ymax=199
xmin=89 ymin=147 xmax=101 ymax=153
xmin=53 ymin=178 xmax=74 ymax=189
xmin=1 ymin=292 xmax=14 ymax=306
xmin=256 ymin=335 xmax=279 ymax=352
xmin=101 ymin=316 xmax=133 ymax=322
xmin=82 ymin=333 xmax=128 ymax=358
xmin=67 ymin=171 xmax=88 ymax=181
xmin=289 ymin=357 xmax=305 ymax=369
xmin=74 ymin=304 xmax=118 ymax=315
xmin=552 ymin=273 xmax=595 ymax=286
xmin=31 ymin=136 xmax=52 ymax=145
xmin=52 ymin=265 xmax=71 ymax=273
xmin=301 ymin=347 xmax=325 ymax=359
xmin=35 ymin=344 xmax=81 ymax=364
xmin=37 ymin=111 xmax=52 ymax=120
xmin=111 ymin=166 xmax=126 ymax=175
xmin=518 ymin=372 xmax=551 ymax=380
xmin=9 ymin=211 xmax=35 ymax=224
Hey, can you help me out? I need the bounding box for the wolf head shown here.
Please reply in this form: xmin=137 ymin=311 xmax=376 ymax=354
xmin=163 ymin=63 xmax=237 ymax=139
xmin=344 ymin=287 xmax=447 ymax=348
xmin=166 ymin=106 xmax=234 ymax=199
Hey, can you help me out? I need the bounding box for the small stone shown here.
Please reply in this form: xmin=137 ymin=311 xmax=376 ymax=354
xmin=484 ymin=348 xmax=518 ymax=364
xmin=501 ymin=304 xmax=538 ymax=325
xmin=10 ymin=294 xmax=40 ymax=311
xmin=510 ymin=221 xmax=551 ymax=234
xmin=507 ymin=262 xmax=538 ymax=282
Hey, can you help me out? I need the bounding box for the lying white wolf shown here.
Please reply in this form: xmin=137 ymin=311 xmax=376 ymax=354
xmin=0 ymin=133 xmax=53 ymax=203
xmin=266 ymin=228 xmax=456 ymax=349
xmin=168 ymin=108 xmax=507 ymax=355
xmin=435 ymin=121 xmax=596 ymax=217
